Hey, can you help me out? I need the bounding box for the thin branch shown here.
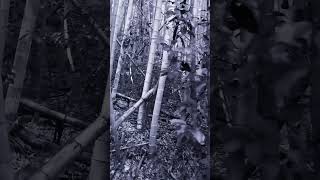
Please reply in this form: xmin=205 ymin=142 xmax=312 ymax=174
xmin=111 ymin=142 xmax=148 ymax=153
xmin=63 ymin=18 xmax=75 ymax=72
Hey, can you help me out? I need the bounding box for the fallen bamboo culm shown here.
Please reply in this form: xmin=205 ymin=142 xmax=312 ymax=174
xmin=28 ymin=115 xmax=108 ymax=180
xmin=20 ymin=98 xmax=88 ymax=128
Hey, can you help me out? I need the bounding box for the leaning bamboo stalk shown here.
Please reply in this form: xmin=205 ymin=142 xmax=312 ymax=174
xmin=20 ymin=98 xmax=88 ymax=128
xmin=115 ymin=93 xmax=178 ymax=119
xmin=28 ymin=115 xmax=108 ymax=180
xmin=136 ymin=0 xmax=164 ymax=129
xmin=5 ymin=0 xmax=41 ymax=122
xmin=113 ymin=84 xmax=158 ymax=130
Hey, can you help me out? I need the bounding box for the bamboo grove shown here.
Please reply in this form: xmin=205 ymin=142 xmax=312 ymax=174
xmin=110 ymin=0 xmax=210 ymax=179
xmin=3 ymin=0 xmax=319 ymax=179
xmin=0 ymin=0 xmax=210 ymax=179
xmin=0 ymin=0 xmax=110 ymax=179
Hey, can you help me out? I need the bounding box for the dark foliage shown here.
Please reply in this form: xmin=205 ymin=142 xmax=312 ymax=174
xmin=230 ymin=0 xmax=258 ymax=33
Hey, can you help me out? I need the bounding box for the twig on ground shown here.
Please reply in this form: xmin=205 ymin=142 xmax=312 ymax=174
xmin=137 ymin=151 xmax=146 ymax=170
xmin=170 ymin=172 xmax=178 ymax=180
xmin=111 ymin=142 xmax=149 ymax=153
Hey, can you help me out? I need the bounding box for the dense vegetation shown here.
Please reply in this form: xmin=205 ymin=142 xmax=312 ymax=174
xmin=211 ymin=0 xmax=318 ymax=179
xmin=110 ymin=0 xmax=210 ymax=179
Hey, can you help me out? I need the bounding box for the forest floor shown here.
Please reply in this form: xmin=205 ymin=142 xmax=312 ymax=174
xmin=9 ymin=94 xmax=98 ymax=179
xmin=111 ymin=105 xmax=210 ymax=180
xmin=10 ymin=117 xmax=90 ymax=179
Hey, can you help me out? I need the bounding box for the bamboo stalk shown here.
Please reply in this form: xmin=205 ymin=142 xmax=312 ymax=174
xmin=136 ymin=0 xmax=164 ymax=129
xmin=113 ymin=84 xmax=158 ymax=130
xmin=20 ymin=98 xmax=88 ymax=128
xmin=5 ymin=0 xmax=41 ymax=122
xmin=29 ymin=115 xmax=108 ymax=180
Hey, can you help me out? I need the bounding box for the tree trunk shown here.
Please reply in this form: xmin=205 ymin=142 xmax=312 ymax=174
xmin=136 ymin=0 xmax=163 ymax=129
xmin=111 ymin=0 xmax=134 ymax=99
xmin=0 ymin=2 xmax=14 ymax=179
xmin=4 ymin=0 xmax=41 ymax=122
xmin=149 ymin=0 xmax=174 ymax=154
